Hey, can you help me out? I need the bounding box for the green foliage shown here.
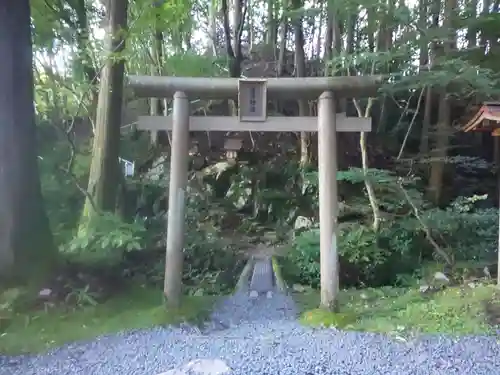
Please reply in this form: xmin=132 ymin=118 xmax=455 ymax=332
xmin=64 ymin=285 xmax=99 ymax=307
xmin=284 ymin=192 xmax=498 ymax=289
xmin=205 ymin=161 xmax=311 ymax=227
xmin=181 ymin=195 xmax=245 ymax=295
xmin=63 ymin=213 xmax=147 ymax=264
xmin=116 ymin=170 xmax=246 ymax=295
xmin=284 ymin=224 xmax=418 ymax=288
xmin=34 ymin=77 xmax=83 ymax=120
xmin=0 ymin=288 xmax=25 ymax=320
xmin=422 ymin=195 xmax=498 ymax=262
xmin=281 ymin=165 xmax=497 ymax=289
xmin=162 ymin=54 xmax=225 ymax=77
xmin=285 ymin=229 xmax=321 ymax=287
xmin=39 ymin=146 xmax=91 ymax=244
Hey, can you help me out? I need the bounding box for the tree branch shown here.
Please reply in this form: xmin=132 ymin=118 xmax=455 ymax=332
xmin=397 ymin=87 xmax=426 ymax=160
xmin=398 ymin=181 xmax=454 ymax=266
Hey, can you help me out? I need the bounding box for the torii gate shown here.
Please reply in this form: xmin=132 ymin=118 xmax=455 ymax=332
xmin=127 ymin=75 xmax=382 ymax=309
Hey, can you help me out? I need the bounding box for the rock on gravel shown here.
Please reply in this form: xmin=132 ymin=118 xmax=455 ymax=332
xmin=2 ymin=290 xmax=500 ymax=375
xmin=157 ymin=358 xmax=231 ymax=375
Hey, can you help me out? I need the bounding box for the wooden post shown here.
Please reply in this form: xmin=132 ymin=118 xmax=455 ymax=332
xmin=317 ymin=91 xmax=339 ymax=310
xmin=128 ymin=75 xmax=383 ymax=100
xmin=497 ymin=165 xmax=500 ymax=286
xmin=137 ymin=114 xmax=371 ymax=133
xmin=164 ymin=91 xmax=190 ymax=307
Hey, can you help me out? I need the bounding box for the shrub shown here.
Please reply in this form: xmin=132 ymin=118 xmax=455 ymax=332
xmin=62 ymin=212 xmax=147 ymax=265
xmin=283 ymin=224 xmax=420 ymax=288
xmin=283 ymin=194 xmax=498 ymax=289
xmin=181 ymin=203 xmax=246 ymax=295
xmin=422 ymin=195 xmax=498 ymax=263
xmin=117 ymin=175 xmax=246 ymax=295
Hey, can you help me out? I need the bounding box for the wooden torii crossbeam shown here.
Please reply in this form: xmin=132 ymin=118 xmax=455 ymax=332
xmin=127 ymin=75 xmax=383 ymax=309
xmin=461 ymin=101 xmax=500 ymax=285
xmin=138 ymin=114 xmax=371 ymax=133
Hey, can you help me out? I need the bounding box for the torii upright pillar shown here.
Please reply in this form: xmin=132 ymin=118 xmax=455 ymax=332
xmin=164 ymin=91 xmax=190 ymax=307
xmin=317 ymin=91 xmax=339 ymax=310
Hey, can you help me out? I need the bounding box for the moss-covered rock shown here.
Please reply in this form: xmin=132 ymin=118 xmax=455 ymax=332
xmin=299 ymin=308 xmax=357 ymax=328
xmin=271 ymin=256 xmax=287 ymax=291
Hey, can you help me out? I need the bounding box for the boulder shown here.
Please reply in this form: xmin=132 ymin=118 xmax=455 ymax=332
xmin=293 ymin=216 xmax=313 ymax=230
xmin=157 ymin=359 xmax=232 ymax=375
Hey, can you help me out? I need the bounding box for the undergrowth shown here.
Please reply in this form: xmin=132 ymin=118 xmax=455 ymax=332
xmin=0 ymin=285 xmax=217 ymax=355
xmin=295 ymin=284 xmax=498 ymax=336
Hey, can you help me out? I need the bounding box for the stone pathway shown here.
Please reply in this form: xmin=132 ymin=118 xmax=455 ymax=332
xmin=158 ymin=255 xmax=278 ymax=375
xmin=249 ymin=257 xmax=274 ymax=297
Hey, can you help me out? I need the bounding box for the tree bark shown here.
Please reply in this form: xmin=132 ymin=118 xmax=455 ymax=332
xmin=265 ymin=0 xmax=277 ymax=45
xmin=419 ymin=0 xmax=439 ymax=156
xmin=221 ymin=0 xmax=245 ymax=117
xmin=73 ymin=0 xmax=99 ymax=121
xmin=277 ymin=1 xmax=288 ymax=77
xmin=427 ymin=0 xmax=455 ymax=205
xmin=150 ymin=2 xmax=168 ymax=146
xmin=208 ymin=0 xmax=218 ymax=55
xmin=374 ymin=0 xmax=393 ymax=133
xmin=81 ymin=0 xmax=128 ymax=223
xmin=0 ymin=0 xmax=56 ymax=279
xmin=291 ymin=0 xmax=311 ymax=167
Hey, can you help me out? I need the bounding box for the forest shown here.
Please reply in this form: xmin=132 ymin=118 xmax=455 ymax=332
xmin=1 ymin=0 xmax=500 ymax=356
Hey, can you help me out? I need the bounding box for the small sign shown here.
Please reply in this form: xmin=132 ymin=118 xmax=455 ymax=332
xmin=238 ymin=78 xmax=267 ymax=122
xmin=119 ymin=157 xmax=135 ymax=177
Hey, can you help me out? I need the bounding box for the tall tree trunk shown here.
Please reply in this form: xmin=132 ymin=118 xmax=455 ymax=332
xmin=265 ymin=0 xmax=277 ymax=45
xmin=222 ymin=0 xmax=244 ymax=78
xmin=230 ymin=0 xmax=242 ymax=54
xmin=222 ymin=0 xmax=245 ymax=118
xmin=0 ymin=0 xmax=56 ymax=279
xmin=467 ymin=0 xmax=478 ymax=48
xmin=291 ymin=0 xmax=310 ymax=167
xmin=374 ymin=0 xmax=394 ymax=133
xmin=466 ymin=0 xmax=482 ymax=150
xmin=314 ymin=1 xmax=323 ymax=59
xmin=82 ymin=0 xmax=128 ymax=222
xmin=277 ymin=13 xmax=288 ymax=76
xmin=367 ymin=5 xmax=375 ymax=53
xmin=247 ymin=0 xmax=254 ymax=51
xmin=323 ymin=2 xmax=333 ymax=60
xmin=208 ymin=0 xmax=218 ymax=55
xmin=324 ymin=2 xmax=341 ymax=108
xmin=343 ymin=9 xmax=355 ymax=114
xmin=427 ymin=0 xmax=455 ymax=205
xmin=480 ymin=0 xmax=491 ymax=54
xmin=150 ymin=2 xmax=167 ymax=145
xmin=419 ymin=0 xmax=431 ymax=155
xmin=345 ymin=13 xmax=355 ymax=58
xmin=73 ymin=0 xmax=99 ymax=122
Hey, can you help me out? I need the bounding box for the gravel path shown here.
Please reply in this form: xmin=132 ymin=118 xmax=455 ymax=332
xmin=2 ymin=290 xmax=500 ymax=375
